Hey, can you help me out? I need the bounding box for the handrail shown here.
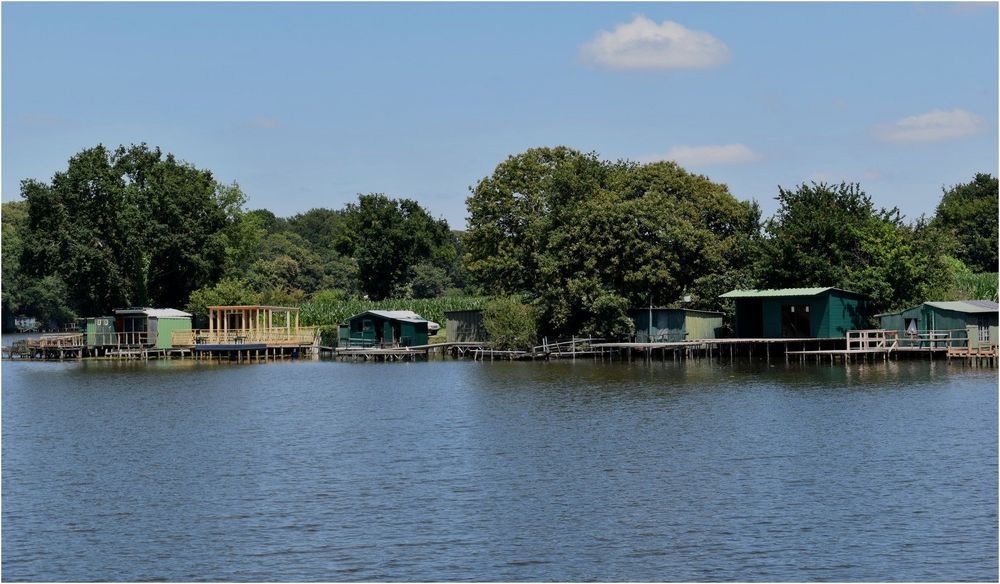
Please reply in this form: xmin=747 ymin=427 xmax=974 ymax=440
xmin=172 ymin=327 xmax=319 ymax=347
xmin=27 ymin=333 xmax=85 ymax=348
xmin=862 ymin=328 xmax=972 ymax=350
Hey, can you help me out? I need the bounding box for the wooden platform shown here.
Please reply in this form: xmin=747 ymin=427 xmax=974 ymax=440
xmin=335 ymin=347 xmax=428 ymax=361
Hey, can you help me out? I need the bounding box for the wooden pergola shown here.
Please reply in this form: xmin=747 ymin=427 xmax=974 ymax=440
xmin=207 ymin=305 xmax=300 ymax=338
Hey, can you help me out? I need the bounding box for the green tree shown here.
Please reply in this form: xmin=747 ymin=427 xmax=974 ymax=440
xmin=930 ymin=173 xmax=998 ymax=273
xmin=759 ymin=182 xmax=950 ymax=313
xmin=286 ymin=207 xmax=342 ymax=249
xmin=410 ymin=262 xmax=451 ymax=299
xmin=335 ymin=194 xmax=454 ymax=300
xmin=2 ymin=201 xmax=29 ymax=320
xmin=482 ymin=296 xmax=538 ymax=350
xmin=464 ymin=147 xmax=761 ymax=337
xmin=19 ymin=145 xmax=142 ymax=316
xmin=18 ymin=144 xmax=245 ymax=316
xmin=185 ymin=277 xmax=260 ymax=326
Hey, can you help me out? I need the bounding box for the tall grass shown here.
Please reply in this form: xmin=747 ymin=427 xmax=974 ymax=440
xmin=952 ymin=272 xmax=999 ymax=302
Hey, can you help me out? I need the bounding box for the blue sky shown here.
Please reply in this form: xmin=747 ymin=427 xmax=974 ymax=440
xmin=3 ymin=2 xmax=997 ymax=228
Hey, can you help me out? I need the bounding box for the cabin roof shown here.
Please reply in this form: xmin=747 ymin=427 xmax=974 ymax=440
xmin=719 ymin=287 xmax=862 ymax=299
xmin=350 ymin=310 xmax=427 ymax=323
xmin=876 ymin=300 xmax=999 ymax=317
xmin=347 ymin=310 xmax=439 ymax=331
xmin=923 ymin=300 xmax=999 ymax=314
xmin=627 ymin=307 xmax=724 ymax=316
xmin=114 ymin=307 xmax=192 ymax=319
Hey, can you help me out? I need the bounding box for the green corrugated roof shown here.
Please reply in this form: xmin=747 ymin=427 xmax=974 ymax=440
xmin=923 ymin=300 xmax=999 ymax=314
xmin=720 ymin=287 xmax=844 ymax=299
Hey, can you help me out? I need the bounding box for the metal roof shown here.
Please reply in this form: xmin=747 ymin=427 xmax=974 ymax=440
xmin=627 ymin=307 xmax=725 ymax=316
xmin=719 ymin=287 xmax=861 ymax=299
xmin=114 ymin=308 xmax=192 ymax=319
xmin=923 ymin=300 xmax=999 ymax=314
xmin=357 ymin=310 xmax=428 ymax=323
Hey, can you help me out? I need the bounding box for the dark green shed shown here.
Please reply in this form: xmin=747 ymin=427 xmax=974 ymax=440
xmin=627 ymin=308 xmax=723 ymax=342
xmin=877 ymin=300 xmax=998 ymax=346
xmin=343 ymin=310 xmax=438 ymax=348
xmin=444 ymin=310 xmax=486 ymax=343
xmin=720 ymin=287 xmax=872 ymax=339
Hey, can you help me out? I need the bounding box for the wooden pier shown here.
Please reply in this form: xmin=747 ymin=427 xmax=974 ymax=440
xmin=6 ymin=327 xmax=995 ymax=367
xmin=785 ymin=329 xmax=997 ymax=366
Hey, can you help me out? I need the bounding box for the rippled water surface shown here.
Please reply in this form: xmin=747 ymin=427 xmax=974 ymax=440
xmin=2 ymin=354 xmax=997 ymax=581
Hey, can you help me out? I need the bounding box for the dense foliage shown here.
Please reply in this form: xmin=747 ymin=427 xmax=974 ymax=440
xmin=464 ymin=147 xmax=760 ymax=337
xmin=481 ymin=296 xmax=539 ymax=351
xmin=756 ymin=182 xmax=953 ymax=313
xmin=3 ymin=142 xmax=995 ymax=342
xmin=333 ymin=194 xmax=456 ymax=300
xmin=11 ymin=144 xmax=244 ymax=320
xmin=930 ymin=173 xmax=998 ymax=273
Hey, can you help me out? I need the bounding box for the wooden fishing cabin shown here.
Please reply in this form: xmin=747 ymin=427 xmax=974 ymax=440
xmin=720 ymin=287 xmax=872 ymax=339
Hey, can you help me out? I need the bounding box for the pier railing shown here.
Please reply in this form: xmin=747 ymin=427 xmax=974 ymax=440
xmin=896 ymin=329 xmax=970 ymax=349
xmin=27 ymin=333 xmax=85 ymax=349
xmin=172 ymin=327 xmax=319 ymax=347
xmin=846 ymin=330 xmax=899 ymax=352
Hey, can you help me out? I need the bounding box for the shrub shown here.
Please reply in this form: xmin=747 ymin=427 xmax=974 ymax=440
xmin=482 ymin=297 xmax=538 ymax=351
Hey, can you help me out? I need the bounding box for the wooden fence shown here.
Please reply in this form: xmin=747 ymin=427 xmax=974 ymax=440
xmin=171 ymin=327 xmax=319 ymax=347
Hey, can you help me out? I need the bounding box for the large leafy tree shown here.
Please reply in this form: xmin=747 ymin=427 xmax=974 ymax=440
xmin=758 ymin=182 xmax=949 ymax=313
xmin=930 ymin=173 xmax=998 ymax=273
xmin=334 ymin=194 xmax=454 ymax=300
xmin=464 ymin=146 xmax=761 ymax=337
xmin=17 ymin=144 xmax=245 ymax=317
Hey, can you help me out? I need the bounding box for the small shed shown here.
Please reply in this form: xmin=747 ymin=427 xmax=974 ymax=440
xmin=719 ymin=287 xmax=872 ymax=339
xmin=342 ymin=310 xmax=438 ymax=348
xmin=878 ymin=300 xmax=999 ymax=346
xmin=114 ymin=308 xmax=193 ymax=349
xmin=444 ymin=309 xmax=486 ymax=343
xmin=82 ymin=316 xmax=116 ymax=347
xmin=627 ymin=308 xmax=723 ymax=342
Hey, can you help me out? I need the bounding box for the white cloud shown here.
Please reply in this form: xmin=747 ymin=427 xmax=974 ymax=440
xmin=647 ymin=144 xmax=759 ymax=167
xmin=580 ymin=15 xmax=730 ymax=70
xmin=874 ymin=108 xmax=983 ymax=143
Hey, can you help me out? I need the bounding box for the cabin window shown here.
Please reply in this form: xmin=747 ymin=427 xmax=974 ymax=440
xmin=978 ymin=317 xmax=990 ymax=342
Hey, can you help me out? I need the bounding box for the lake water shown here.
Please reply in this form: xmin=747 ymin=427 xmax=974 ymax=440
xmin=2 ymin=353 xmax=997 ymax=581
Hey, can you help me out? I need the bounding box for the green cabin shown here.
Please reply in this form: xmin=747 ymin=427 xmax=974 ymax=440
xmin=444 ymin=310 xmax=486 ymax=343
xmin=342 ymin=310 xmax=438 ymax=348
xmin=82 ymin=316 xmax=116 ymax=347
xmin=720 ymin=287 xmax=872 ymax=339
xmin=877 ymin=300 xmax=999 ymax=347
xmin=628 ymin=308 xmax=724 ymax=342
xmin=113 ymin=308 xmax=193 ymax=349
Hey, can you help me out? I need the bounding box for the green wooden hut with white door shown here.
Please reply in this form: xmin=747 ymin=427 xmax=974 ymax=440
xmin=720 ymin=287 xmax=872 ymax=338
xmin=113 ymin=308 xmax=193 ymax=349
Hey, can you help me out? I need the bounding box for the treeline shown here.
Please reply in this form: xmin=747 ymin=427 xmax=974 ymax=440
xmin=2 ymin=143 xmax=997 ymax=339
xmin=464 ymin=148 xmax=997 ymax=340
